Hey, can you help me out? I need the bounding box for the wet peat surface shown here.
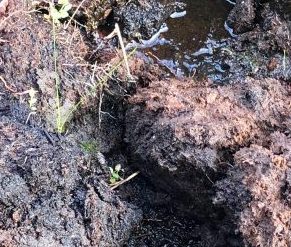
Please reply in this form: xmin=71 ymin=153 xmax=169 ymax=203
xmin=146 ymin=0 xmax=233 ymax=81
xmin=122 ymin=0 xmax=291 ymax=245
xmin=141 ymin=0 xmax=291 ymax=82
xmin=0 ymin=1 xmax=241 ymax=246
xmin=0 ymin=0 xmax=290 ymax=246
xmin=121 ymin=175 xmax=242 ymax=247
xmin=117 ymin=4 xmax=240 ymax=243
xmin=122 ymin=2 xmax=238 ymax=244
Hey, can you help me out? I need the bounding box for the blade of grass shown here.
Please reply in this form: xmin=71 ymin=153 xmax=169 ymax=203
xmin=56 ymin=48 xmax=136 ymax=132
xmin=64 ymin=0 xmax=86 ymax=29
xmin=52 ymin=19 xmax=63 ymax=133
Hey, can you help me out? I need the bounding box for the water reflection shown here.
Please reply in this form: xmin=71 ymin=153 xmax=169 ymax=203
xmin=149 ymin=0 xmax=234 ymax=81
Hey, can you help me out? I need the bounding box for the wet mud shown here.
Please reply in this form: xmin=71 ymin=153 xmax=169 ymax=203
xmin=133 ymin=0 xmax=291 ymax=82
xmin=125 ymin=76 xmax=291 ymax=246
xmin=123 ymin=0 xmax=291 ymax=246
xmin=224 ymin=0 xmax=291 ymax=82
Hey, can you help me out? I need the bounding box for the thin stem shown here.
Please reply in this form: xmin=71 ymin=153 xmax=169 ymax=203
xmin=52 ymin=20 xmax=62 ymax=132
xmin=115 ymin=23 xmax=132 ymax=79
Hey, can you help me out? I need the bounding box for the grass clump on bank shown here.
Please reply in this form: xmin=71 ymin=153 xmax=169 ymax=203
xmin=45 ymin=0 xmax=135 ymax=133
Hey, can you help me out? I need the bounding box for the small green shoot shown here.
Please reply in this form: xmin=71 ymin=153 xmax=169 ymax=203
xmin=48 ymin=0 xmax=72 ymax=24
xmin=48 ymin=0 xmax=73 ymax=133
xmin=80 ymin=141 xmax=98 ymax=154
xmin=109 ymin=164 xmax=122 ymax=184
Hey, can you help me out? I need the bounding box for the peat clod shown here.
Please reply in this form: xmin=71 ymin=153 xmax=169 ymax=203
xmin=125 ymin=76 xmax=291 ymax=246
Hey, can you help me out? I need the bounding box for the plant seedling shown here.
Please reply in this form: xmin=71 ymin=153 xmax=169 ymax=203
xmin=47 ymin=0 xmax=72 ymax=24
xmin=109 ymin=164 xmax=123 ymax=184
xmin=80 ymin=141 xmax=98 ymax=154
xmin=28 ymin=87 xmax=38 ymax=112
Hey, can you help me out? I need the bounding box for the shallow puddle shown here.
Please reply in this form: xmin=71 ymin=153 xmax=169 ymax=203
xmin=149 ymin=0 xmax=234 ymax=81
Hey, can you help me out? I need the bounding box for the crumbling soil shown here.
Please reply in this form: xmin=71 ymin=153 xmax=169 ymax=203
xmin=224 ymin=0 xmax=291 ymax=81
xmin=0 ymin=115 xmax=141 ymax=247
xmin=125 ymin=74 xmax=291 ymax=245
xmin=124 ymin=0 xmax=291 ymax=244
xmin=216 ymin=132 xmax=291 ymax=247
xmin=113 ymin=0 xmax=184 ymax=39
xmin=0 ymin=0 xmax=291 ymax=246
xmin=0 ymin=1 xmax=143 ymax=246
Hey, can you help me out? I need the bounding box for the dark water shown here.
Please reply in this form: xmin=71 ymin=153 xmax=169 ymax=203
xmin=149 ymin=0 xmax=234 ymax=80
xmin=284 ymin=2 xmax=291 ymax=19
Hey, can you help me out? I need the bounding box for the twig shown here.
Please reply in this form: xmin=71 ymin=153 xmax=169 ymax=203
xmin=43 ymin=130 xmax=55 ymax=146
xmin=110 ymin=171 xmax=140 ymax=190
xmin=25 ymin=112 xmax=36 ymax=124
xmin=14 ymin=89 xmax=32 ymax=95
xmin=0 ymin=38 xmax=8 ymax=43
xmin=98 ymin=89 xmax=103 ymax=129
xmin=105 ymin=23 xmax=132 ymax=79
xmin=64 ymin=0 xmax=86 ymax=29
xmin=21 ymin=156 xmax=28 ymax=166
xmin=90 ymin=61 xmax=98 ymax=85
xmin=0 ymin=9 xmax=39 ymax=28
xmin=143 ymin=218 xmax=163 ymax=222
xmin=204 ymin=172 xmax=214 ymax=185
xmin=0 ymin=75 xmax=16 ymax=93
xmin=100 ymin=111 xmax=116 ymax=119
xmin=62 ymin=63 xmax=93 ymax=67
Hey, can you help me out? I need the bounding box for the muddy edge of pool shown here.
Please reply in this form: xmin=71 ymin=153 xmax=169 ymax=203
xmin=0 ymin=0 xmax=290 ymax=247
xmin=224 ymin=0 xmax=291 ymax=82
xmin=0 ymin=0 xmax=179 ymax=246
xmin=125 ymin=0 xmax=291 ymax=247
